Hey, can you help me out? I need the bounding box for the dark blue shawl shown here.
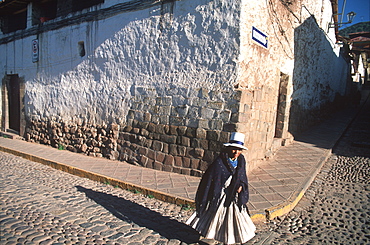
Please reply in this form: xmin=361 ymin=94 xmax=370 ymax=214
xmin=195 ymin=152 xmax=249 ymax=216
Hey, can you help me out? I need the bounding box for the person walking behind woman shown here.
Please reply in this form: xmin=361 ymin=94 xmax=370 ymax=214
xmin=186 ymin=132 xmax=256 ymax=244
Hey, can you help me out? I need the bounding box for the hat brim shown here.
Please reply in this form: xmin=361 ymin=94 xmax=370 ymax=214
xmin=223 ymin=143 xmax=248 ymax=150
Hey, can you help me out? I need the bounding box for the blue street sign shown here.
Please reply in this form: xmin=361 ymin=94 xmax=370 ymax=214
xmin=252 ymin=26 xmax=268 ymax=48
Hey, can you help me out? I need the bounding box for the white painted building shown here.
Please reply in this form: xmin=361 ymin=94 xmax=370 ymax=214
xmin=0 ymin=0 xmax=352 ymax=175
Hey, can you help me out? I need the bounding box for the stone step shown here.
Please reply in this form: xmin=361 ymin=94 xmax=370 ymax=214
xmin=0 ymin=131 xmax=24 ymax=140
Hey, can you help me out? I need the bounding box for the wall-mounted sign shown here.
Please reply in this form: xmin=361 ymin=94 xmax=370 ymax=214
xmin=252 ymin=26 xmax=268 ymax=48
xmin=32 ymin=39 xmax=39 ymax=63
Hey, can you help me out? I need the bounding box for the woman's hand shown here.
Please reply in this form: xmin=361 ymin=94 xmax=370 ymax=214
xmin=237 ymin=186 xmax=242 ymax=193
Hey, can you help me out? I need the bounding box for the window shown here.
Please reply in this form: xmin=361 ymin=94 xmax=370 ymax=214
xmin=1 ymin=10 xmax=27 ymax=34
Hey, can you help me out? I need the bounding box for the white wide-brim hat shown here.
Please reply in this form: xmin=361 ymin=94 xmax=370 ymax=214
xmin=223 ymin=132 xmax=248 ymax=150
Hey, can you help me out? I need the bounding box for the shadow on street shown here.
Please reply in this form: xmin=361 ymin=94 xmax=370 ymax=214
xmin=76 ymin=186 xmax=200 ymax=244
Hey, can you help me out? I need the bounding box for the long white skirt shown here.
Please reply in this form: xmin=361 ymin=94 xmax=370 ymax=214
xmin=186 ymin=177 xmax=256 ymax=244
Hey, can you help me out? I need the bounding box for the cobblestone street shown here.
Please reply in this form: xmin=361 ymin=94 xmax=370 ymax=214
xmin=0 ymin=152 xmax=199 ymax=245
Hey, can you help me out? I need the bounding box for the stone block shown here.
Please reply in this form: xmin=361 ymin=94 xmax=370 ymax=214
xmin=164 ymin=125 xmax=170 ymax=134
xmin=240 ymin=90 xmax=253 ymax=104
xmin=164 ymin=155 xmax=174 ymax=166
xmin=169 ymin=116 xmax=184 ymax=126
xmin=152 ymin=133 xmax=161 ymax=140
xmin=199 ymin=160 xmax=209 ymax=171
xmin=191 ymin=138 xmax=208 ymax=149
xmin=223 ymin=123 xmax=236 ymax=132
xmin=238 ymin=112 xmax=252 ymax=123
xmin=137 ymin=121 xmax=148 ymax=129
xmin=188 ymin=107 xmax=199 ymax=118
xmin=220 ymin=110 xmax=232 ymax=121
xmin=138 ymin=146 xmax=148 ymax=156
xmin=142 ymin=138 xmax=152 ymax=148
xmin=147 ymin=122 xmax=156 ymax=132
xmin=163 ymin=143 xmax=169 ymax=154
xmin=169 ymin=125 xmax=178 ymax=135
xmin=178 ymin=145 xmax=186 ymax=156
xmin=180 ymin=136 xmax=191 ymax=147
xmin=209 ymin=120 xmax=223 ymax=130
xmin=169 ymin=144 xmax=178 ymax=155
xmin=160 ymin=134 xmax=177 ymax=144
xmin=153 ymin=161 xmax=163 ymax=171
xmin=127 ymin=110 xmax=135 ymax=119
xmin=200 ymin=108 xmax=215 ymax=119
xmin=203 ymin=150 xmax=215 ymax=162
xmin=173 ymin=166 xmax=182 ymax=174
xmin=174 ymin=105 xmax=189 ymax=117
xmin=143 ymin=112 xmax=151 ymax=122
xmin=198 ymin=119 xmax=209 ymax=129
xmin=177 ymin=126 xmax=187 ymax=136
xmin=206 ymin=130 xmax=219 ymax=141
xmin=143 ymin=139 xmax=153 ymax=148
xmin=208 ymin=101 xmax=224 ymax=110
xmin=152 ymin=140 xmax=163 ymax=151
xmin=156 ymin=96 xmax=172 ymax=106
xmin=190 ymin=159 xmax=200 ymax=169
xmin=195 ymin=128 xmax=207 ymax=139
xmin=254 ymin=89 xmax=263 ymax=102
xmin=140 ymin=155 xmax=148 ymax=166
xmin=220 ymin=131 xmax=230 ymax=143
xmin=193 ymin=148 xmax=204 ymax=158
xmin=185 ymin=127 xmax=196 ymax=138
xmin=209 ymin=141 xmax=222 ymax=151
xmin=146 ymin=159 xmax=154 ymax=169
xmin=156 ymin=152 xmax=166 ymax=162
xmin=163 ymin=165 xmax=173 ymax=172
xmin=185 ymin=147 xmax=193 ymax=158
xmin=159 ymin=115 xmax=169 ymax=124
xmin=174 ymin=156 xmax=182 ymax=167
xmin=151 ymin=115 xmax=161 ymax=124
xmin=137 ymin=136 xmax=147 ymax=146
xmin=186 ymin=118 xmax=199 ymax=128
xmin=233 ymin=90 xmax=242 ymax=101
xmin=230 ymin=112 xmax=239 ymax=123
xmin=155 ymin=124 xmax=166 ymax=134
xmin=147 ymin=149 xmax=156 ymax=160
xmin=182 ymin=157 xmax=191 ymax=168
xmin=181 ymin=168 xmax=191 ymax=175
xmin=172 ymin=95 xmax=186 ymax=106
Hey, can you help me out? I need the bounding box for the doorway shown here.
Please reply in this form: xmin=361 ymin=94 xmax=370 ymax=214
xmin=8 ymin=75 xmax=21 ymax=133
xmin=274 ymin=72 xmax=289 ymax=138
xmin=2 ymin=74 xmax=24 ymax=136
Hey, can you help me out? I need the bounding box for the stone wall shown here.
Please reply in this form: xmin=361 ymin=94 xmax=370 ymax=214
xmin=25 ymin=118 xmax=231 ymax=177
xmin=26 ymin=86 xmax=245 ymax=177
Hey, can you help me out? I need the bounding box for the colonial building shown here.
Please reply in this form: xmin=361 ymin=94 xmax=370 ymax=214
xmin=0 ymin=0 xmax=353 ymax=176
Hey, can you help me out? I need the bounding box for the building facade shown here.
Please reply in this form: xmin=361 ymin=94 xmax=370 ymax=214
xmin=0 ymin=0 xmax=352 ymax=175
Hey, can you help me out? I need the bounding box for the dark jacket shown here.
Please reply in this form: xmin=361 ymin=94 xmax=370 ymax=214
xmin=195 ymin=151 xmax=249 ymax=216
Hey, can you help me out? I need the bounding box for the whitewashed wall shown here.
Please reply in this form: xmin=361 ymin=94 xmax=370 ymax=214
xmin=1 ymin=0 xmax=242 ymax=126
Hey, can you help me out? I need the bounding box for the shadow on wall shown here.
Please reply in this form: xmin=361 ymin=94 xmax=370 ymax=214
xmin=75 ymin=186 xmax=200 ymax=243
xmin=288 ymin=16 xmax=357 ymax=146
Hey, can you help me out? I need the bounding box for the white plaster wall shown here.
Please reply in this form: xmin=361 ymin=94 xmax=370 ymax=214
xmin=292 ymin=1 xmax=349 ymax=110
xmin=238 ymin=0 xmax=346 ymax=111
xmin=1 ymin=0 xmax=242 ymax=125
